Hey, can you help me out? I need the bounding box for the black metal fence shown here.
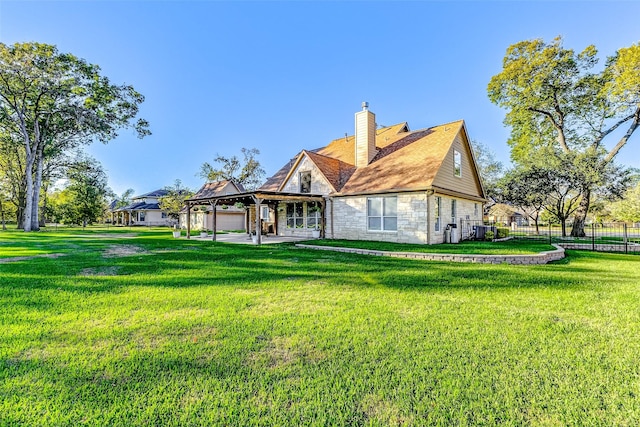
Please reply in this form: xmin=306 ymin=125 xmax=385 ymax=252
xmin=460 ymin=220 xmax=640 ymax=254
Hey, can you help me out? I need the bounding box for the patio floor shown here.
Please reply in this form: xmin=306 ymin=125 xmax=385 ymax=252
xmin=187 ymin=232 xmax=309 ymax=245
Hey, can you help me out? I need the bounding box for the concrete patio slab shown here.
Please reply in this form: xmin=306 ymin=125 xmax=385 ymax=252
xmin=187 ymin=233 xmax=309 ymax=245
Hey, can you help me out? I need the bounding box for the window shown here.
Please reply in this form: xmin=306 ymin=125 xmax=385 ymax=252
xmin=451 ymin=199 xmax=457 ymax=225
xmin=435 ymin=196 xmax=441 ymax=232
xmin=261 ymin=206 xmax=269 ymax=219
xmin=367 ymin=196 xmax=397 ymax=231
xmin=161 ymin=212 xmax=167 ymax=219
xmin=454 ymin=150 xmax=462 ymax=177
xmin=300 ymin=171 xmax=311 ymax=193
xmin=138 ymin=211 xmax=146 ymax=222
xmin=286 ymin=203 xmax=304 ymax=228
xmin=306 ymin=202 xmax=321 ymax=229
xmin=474 ymin=203 xmax=478 ymax=217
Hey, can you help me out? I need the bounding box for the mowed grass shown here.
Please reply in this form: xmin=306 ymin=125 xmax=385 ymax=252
xmin=1 ymin=228 xmax=640 ymax=426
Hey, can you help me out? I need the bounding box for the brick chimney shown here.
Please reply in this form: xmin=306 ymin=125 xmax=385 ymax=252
xmin=355 ymin=102 xmax=376 ymax=167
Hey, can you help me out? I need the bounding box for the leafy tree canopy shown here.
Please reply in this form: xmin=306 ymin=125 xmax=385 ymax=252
xmin=488 ymin=37 xmax=640 ymax=236
xmin=199 ymin=147 xmax=265 ymax=191
xmin=0 ymin=42 xmax=149 ymax=231
xmin=158 ymin=179 xmax=193 ymax=221
xmin=471 ymin=140 xmax=504 ymax=199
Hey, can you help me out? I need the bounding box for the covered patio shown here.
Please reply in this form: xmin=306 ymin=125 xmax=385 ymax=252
xmin=184 ymin=190 xmax=326 ymax=245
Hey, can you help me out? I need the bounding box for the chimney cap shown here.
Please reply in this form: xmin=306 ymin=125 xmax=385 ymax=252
xmin=361 ymin=101 xmax=369 ymax=111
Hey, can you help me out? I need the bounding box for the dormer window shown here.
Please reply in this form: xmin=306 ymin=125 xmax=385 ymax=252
xmin=454 ymin=150 xmax=462 ymax=177
xmin=300 ymin=171 xmax=311 ymax=193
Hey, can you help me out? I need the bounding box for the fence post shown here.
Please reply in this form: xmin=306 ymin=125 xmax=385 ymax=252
xmin=548 ymin=223 xmax=552 ymax=245
xmin=592 ymin=223 xmax=595 ymax=251
xmin=624 ymin=223 xmax=628 ymax=254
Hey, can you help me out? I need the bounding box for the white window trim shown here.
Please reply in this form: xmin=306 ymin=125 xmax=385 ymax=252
xmin=451 ymin=199 xmax=457 ymax=225
xmin=367 ymin=196 xmax=398 ymax=232
xmin=299 ymin=171 xmax=312 ymax=193
xmin=454 ymin=150 xmax=462 ymax=178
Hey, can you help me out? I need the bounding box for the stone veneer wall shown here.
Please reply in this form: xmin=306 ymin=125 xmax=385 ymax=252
xmin=427 ymin=194 xmax=482 ymax=245
xmin=331 ymin=193 xmax=427 ymax=244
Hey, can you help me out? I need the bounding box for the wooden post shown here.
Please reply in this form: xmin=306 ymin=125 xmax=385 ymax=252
xmin=186 ymin=202 xmax=191 ymax=239
xmin=321 ymin=199 xmax=326 ymax=238
xmin=210 ymin=200 xmax=217 ymax=242
xmin=253 ymin=196 xmax=262 ymax=245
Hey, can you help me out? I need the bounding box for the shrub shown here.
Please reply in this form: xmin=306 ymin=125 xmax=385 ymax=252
xmin=485 ymin=231 xmax=495 ymax=241
xmin=496 ymin=227 xmax=509 ymax=239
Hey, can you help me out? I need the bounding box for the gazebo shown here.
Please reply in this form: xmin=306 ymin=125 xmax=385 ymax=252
xmin=184 ymin=190 xmax=325 ymax=244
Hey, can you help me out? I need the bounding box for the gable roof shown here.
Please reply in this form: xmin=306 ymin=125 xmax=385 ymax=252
xmin=135 ymin=189 xmax=169 ymax=199
xmin=338 ymin=121 xmax=466 ymax=195
xmin=261 ymin=118 xmax=485 ymax=199
xmin=190 ymin=180 xmax=245 ymax=200
xmin=115 ymin=201 xmax=161 ymax=211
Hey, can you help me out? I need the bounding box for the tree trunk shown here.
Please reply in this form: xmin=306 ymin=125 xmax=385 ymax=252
xmin=23 ymin=158 xmax=34 ymax=232
xmin=0 ymin=198 xmax=6 ymax=231
xmin=570 ymin=189 xmax=591 ymax=237
xmin=561 ymin=219 xmax=567 ymax=237
xmin=30 ymin=148 xmax=44 ymax=231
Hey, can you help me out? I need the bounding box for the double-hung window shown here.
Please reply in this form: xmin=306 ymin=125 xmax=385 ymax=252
xmin=286 ymin=203 xmax=304 ymax=228
xmin=367 ymin=196 xmax=397 ymax=231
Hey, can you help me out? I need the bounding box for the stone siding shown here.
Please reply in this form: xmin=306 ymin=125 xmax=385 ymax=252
xmin=280 ymin=156 xmax=333 ymax=194
xmin=331 ymin=193 xmax=427 ymax=244
xmin=428 ymin=194 xmax=482 ymax=244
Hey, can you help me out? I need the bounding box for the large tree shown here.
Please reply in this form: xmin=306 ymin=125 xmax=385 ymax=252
xmin=199 ymin=147 xmax=265 ymax=191
xmin=471 ymin=140 xmax=504 ymax=199
xmin=158 ymin=179 xmax=193 ymax=223
xmin=488 ymin=37 xmax=640 ymax=236
xmin=609 ymin=182 xmax=640 ymax=223
xmin=53 ymin=156 xmax=111 ymax=227
xmin=496 ymin=167 xmax=548 ymax=234
xmin=0 ymin=42 xmax=149 ymax=231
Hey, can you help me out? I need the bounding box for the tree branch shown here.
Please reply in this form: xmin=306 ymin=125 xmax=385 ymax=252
xmin=604 ymin=105 xmax=640 ymax=164
xmin=528 ymin=107 xmax=570 ymax=152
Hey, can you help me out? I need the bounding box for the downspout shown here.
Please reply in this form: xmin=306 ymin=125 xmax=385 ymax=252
xmin=329 ymin=196 xmax=334 ymax=239
xmin=426 ymin=190 xmax=434 ymax=245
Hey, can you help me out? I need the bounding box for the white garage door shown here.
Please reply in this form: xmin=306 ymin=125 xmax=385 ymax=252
xmin=214 ymin=212 xmax=245 ymax=231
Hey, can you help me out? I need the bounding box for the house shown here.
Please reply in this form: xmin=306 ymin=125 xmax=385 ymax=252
xmin=487 ymin=203 xmax=529 ymax=226
xmin=180 ymin=180 xmax=246 ymax=231
xmin=112 ymin=189 xmax=173 ymax=226
xmin=185 ymin=103 xmax=486 ymax=244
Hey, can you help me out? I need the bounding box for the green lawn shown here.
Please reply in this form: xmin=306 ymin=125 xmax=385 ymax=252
xmin=2 ymin=228 xmax=640 ymax=426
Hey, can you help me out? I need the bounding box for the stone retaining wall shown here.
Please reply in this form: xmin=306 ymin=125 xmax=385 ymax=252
xmin=558 ymin=243 xmax=640 ymax=252
xmin=296 ymin=244 xmax=565 ymax=265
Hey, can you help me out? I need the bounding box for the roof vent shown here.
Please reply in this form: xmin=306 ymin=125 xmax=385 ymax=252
xmin=362 ymin=101 xmax=369 ymax=111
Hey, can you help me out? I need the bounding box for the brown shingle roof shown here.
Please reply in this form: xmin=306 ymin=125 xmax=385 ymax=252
xmin=261 ymin=119 xmax=469 ymax=196
xmin=314 ymin=122 xmax=409 ymax=164
xmin=303 ymin=151 xmax=356 ymax=192
xmin=337 ymin=121 xmax=464 ymax=195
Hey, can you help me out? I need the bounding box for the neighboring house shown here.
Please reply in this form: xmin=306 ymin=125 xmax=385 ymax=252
xmin=112 ymin=189 xmax=173 ymax=226
xmin=185 ymin=103 xmax=486 ymax=244
xmin=487 ymin=203 xmax=529 ymax=226
xmin=180 ymin=180 xmax=246 ymax=231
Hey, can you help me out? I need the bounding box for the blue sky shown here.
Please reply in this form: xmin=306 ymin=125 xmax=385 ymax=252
xmin=1 ymin=1 xmax=639 ymax=196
